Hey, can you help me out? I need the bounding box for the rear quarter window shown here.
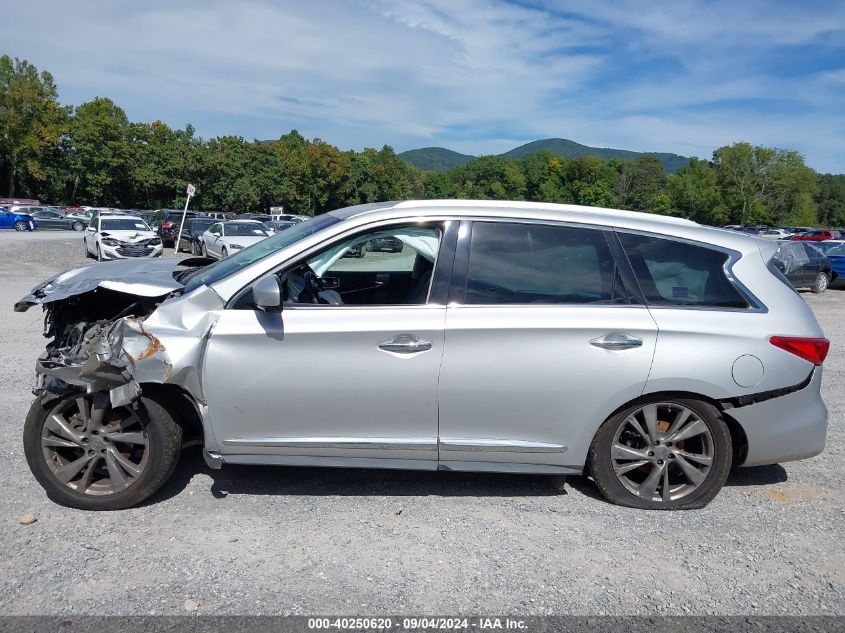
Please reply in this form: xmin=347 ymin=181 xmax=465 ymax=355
xmin=618 ymin=233 xmax=749 ymax=308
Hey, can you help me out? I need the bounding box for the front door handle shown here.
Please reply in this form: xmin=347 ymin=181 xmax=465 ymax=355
xmin=591 ymin=332 xmax=643 ymax=350
xmin=379 ymin=334 xmax=432 ymax=354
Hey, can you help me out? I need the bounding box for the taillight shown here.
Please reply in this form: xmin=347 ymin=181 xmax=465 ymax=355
xmin=770 ymin=336 xmax=830 ymax=365
xmin=161 ymin=221 xmax=173 ymax=228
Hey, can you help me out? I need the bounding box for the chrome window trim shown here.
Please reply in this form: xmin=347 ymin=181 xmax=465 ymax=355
xmin=226 ymin=217 xmax=454 ymax=310
xmin=447 ymin=217 xmax=638 ymax=309
xmin=613 ymin=227 xmax=768 ymax=314
xmin=438 ymin=438 xmax=568 ymax=453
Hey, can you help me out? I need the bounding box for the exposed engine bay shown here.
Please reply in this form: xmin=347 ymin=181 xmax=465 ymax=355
xmin=15 ymin=257 xmax=219 ymax=409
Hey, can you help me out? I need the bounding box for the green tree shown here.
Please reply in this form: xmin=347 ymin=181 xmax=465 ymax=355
xmin=815 ymin=174 xmax=845 ymax=227
xmin=68 ymin=98 xmax=133 ymax=205
xmin=451 ymin=155 xmax=526 ymax=200
xmin=0 ymin=55 xmax=68 ymax=197
xmin=713 ymin=143 xmax=818 ymax=225
xmin=667 ymin=158 xmax=722 ymax=222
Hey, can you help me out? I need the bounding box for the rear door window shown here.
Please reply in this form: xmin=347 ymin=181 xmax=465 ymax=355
xmin=618 ymin=233 xmax=749 ymax=308
xmin=463 ymin=222 xmax=625 ymax=305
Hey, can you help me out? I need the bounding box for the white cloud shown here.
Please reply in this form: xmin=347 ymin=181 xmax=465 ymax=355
xmin=1 ymin=0 xmax=843 ymax=171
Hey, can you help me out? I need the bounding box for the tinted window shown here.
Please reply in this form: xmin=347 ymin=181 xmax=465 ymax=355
xmin=464 ymin=222 xmax=623 ymax=305
xmin=619 ymin=233 xmax=748 ymax=308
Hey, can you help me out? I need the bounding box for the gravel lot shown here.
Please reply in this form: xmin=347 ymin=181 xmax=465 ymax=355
xmin=0 ymin=231 xmax=842 ymax=616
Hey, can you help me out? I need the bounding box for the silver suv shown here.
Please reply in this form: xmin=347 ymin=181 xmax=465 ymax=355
xmin=16 ymin=200 xmax=829 ymax=510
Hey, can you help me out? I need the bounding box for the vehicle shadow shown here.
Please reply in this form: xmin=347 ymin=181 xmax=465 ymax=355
xmin=147 ymin=449 xmax=789 ymax=506
xmin=147 ymin=448 xmax=565 ymax=504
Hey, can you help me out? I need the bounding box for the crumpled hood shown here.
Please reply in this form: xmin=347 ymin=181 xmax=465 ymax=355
xmin=101 ymin=229 xmax=157 ymax=241
xmin=14 ymin=256 xmax=208 ymax=312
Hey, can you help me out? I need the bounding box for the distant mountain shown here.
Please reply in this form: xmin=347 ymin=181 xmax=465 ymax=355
xmin=399 ymin=138 xmax=691 ymax=174
xmin=397 ymin=147 xmax=475 ymax=172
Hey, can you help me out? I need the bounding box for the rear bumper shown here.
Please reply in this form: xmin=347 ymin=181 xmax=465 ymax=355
xmin=729 ymin=368 xmax=827 ymax=466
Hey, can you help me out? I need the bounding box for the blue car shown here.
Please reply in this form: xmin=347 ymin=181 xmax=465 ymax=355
xmin=815 ymin=242 xmax=845 ymax=280
xmin=0 ymin=207 xmax=37 ymax=231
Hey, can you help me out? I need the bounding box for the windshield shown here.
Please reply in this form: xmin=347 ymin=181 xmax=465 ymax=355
xmin=225 ymin=222 xmax=268 ymax=237
xmin=189 ymin=219 xmax=215 ymax=234
xmin=101 ymin=218 xmax=151 ymax=231
xmin=183 ymin=213 xmax=340 ymax=292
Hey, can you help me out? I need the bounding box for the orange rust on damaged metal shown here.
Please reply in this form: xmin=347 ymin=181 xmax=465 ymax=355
xmin=127 ymin=322 xmax=166 ymax=362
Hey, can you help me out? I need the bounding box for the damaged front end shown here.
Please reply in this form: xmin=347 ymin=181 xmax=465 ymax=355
xmin=17 ymin=257 xmax=222 ymax=411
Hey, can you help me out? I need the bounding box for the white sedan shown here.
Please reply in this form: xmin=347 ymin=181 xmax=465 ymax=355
xmin=83 ymin=215 xmax=163 ymax=261
xmin=201 ymin=220 xmax=270 ymax=259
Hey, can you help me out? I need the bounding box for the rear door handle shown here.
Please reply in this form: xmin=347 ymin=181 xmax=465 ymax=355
xmin=379 ymin=334 xmax=432 ymax=354
xmin=591 ymin=333 xmax=643 ymax=350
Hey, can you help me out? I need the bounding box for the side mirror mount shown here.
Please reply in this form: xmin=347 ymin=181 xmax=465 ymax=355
xmin=253 ymin=275 xmax=282 ymax=313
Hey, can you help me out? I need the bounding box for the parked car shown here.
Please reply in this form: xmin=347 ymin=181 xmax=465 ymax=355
xmin=28 ymin=207 xmax=87 ymax=231
xmin=790 ymin=229 xmax=841 ymax=242
xmin=15 ymin=200 xmax=830 ymax=511
xmin=366 ymin=236 xmax=404 ymax=253
xmin=262 ymin=220 xmax=297 ymax=234
xmin=152 ymin=209 xmax=201 ymax=247
xmin=66 ymin=210 xmax=94 ymax=223
xmin=271 ymin=213 xmax=306 ymax=223
xmin=814 ymin=242 xmax=845 ymax=281
xmin=177 ymin=217 xmax=217 ymax=254
xmin=0 ymin=206 xmax=37 ymax=231
xmin=773 ymin=241 xmax=835 ymax=293
xmin=83 ymin=214 xmax=163 ymax=261
xmin=203 ymin=212 xmax=237 ymax=221
xmin=759 ymin=228 xmax=790 ymax=240
xmin=200 ymin=220 xmax=269 ymax=259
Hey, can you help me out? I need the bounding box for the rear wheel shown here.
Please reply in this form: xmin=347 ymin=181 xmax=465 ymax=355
xmin=23 ymin=393 xmax=182 ymax=510
xmin=588 ymin=399 xmax=732 ymax=510
xmin=811 ymin=272 xmax=829 ymax=293
xmin=72 ymin=221 xmax=84 ymax=232
xmin=14 ymin=220 xmax=27 ymax=231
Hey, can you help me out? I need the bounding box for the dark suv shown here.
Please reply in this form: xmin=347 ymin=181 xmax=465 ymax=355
xmin=152 ymin=209 xmax=200 ymax=247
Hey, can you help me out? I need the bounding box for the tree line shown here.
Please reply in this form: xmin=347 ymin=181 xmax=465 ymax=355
xmin=2 ymin=55 xmax=844 ymax=227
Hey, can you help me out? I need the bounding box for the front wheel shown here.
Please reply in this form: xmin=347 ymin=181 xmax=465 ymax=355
xmin=23 ymin=393 xmax=182 ymax=510
xmin=588 ymin=399 xmax=732 ymax=510
xmin=221 ymin=247 xmax=228 ymax=258
xmin=14 ymin=220 xmax=27 ymax=231
xmin=96 ymin=245 xmax=103 ymax=262
xmin=811 ymin=272 xmax=829 ymax=293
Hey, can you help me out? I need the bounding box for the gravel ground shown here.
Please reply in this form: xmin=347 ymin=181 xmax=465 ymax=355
xmin=0 ymin=231 xmax=842 ymax=616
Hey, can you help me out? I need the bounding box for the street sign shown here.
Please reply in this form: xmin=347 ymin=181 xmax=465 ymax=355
xmin=186 ymin=184 xmax=196 ymax=197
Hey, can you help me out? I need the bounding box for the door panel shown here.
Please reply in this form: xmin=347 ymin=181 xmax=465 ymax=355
xmin=203 ymin=306 xmax=445 ymax=465
xmin=438 ymin=305 xmax=657 ymax=470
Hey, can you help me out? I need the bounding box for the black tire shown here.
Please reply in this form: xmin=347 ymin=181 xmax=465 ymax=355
xmin=96 ymin=245 xmax=103 ymax=262
xmin=810 ymin=271 xmax=829 ymax=293
xmin=72 ymin=221 xmax=84 ymax=232
xmin=201 ymin=243 xmax=208 ymax=257
xmin=191 ymin=241 xmax=199 ymax=255
xmin=23 ymin=394 xmax=182 ymax=510
xmin=222 ymin=247 xmax=228 ymax=258
xmin=588 ymin=398 xmax=732 ymax=510
xmin=14 ymin=220 xmax=27 ymax=231
xmin=84 ymin=242 xmax=92 ymax=259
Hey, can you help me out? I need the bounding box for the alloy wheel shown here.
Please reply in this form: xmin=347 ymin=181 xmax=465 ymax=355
xmin=40 ymin=395 xmax=149 ymax=496
xmin=14 ymin=220 xmax=26 ymax=231
xmin=610 ymin=402 xmax=714 ymax=502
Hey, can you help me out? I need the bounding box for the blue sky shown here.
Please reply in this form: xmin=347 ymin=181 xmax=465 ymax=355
xmin=2 ymin=0 xmax=844 ymax=172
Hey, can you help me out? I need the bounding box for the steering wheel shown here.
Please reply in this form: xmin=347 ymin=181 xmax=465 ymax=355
xmin=302 ymin=271 xmax=323 ymax=304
